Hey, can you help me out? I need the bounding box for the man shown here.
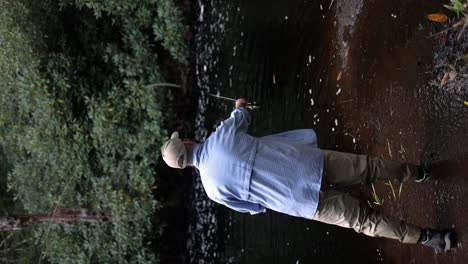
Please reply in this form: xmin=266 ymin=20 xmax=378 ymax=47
xmin=161 ymin=98 xmax=456 ymax=253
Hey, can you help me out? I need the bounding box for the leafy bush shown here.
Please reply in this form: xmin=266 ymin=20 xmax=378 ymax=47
xmin=0 ymin=0 xmax=187 ymax=262
xmin=61 ymin=0 xmax=189 ymax=64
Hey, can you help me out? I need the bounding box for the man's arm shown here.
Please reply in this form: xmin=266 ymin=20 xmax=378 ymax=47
xmin=218 ymin=98 xmax=252 ymax=132
xmin=220 ymin=197 xmax=266 ymax=215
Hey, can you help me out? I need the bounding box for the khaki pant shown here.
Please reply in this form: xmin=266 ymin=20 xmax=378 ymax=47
xmin=313 ymin=150 xmax=421 ymax=243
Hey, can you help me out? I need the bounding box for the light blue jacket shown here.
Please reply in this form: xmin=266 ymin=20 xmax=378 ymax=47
xmin=193 ymin=108 xmax=323 ymax=219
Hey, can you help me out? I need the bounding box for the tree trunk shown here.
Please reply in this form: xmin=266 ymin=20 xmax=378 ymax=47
xmin=0 ymin=207 xmax=112 ymax=231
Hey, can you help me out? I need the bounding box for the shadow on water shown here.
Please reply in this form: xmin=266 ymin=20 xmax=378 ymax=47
xmin=192 ymin=0 xmax=468 ymax=263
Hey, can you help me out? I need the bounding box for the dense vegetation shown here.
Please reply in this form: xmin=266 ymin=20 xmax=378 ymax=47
xmin=0 ymin=0 xmax=188 ymax=262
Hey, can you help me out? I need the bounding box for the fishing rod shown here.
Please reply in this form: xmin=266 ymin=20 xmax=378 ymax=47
xmin=208 ymin=93 xmax=260 ymax=109
xmin=144 ymin=83 xmax=261 ymax=109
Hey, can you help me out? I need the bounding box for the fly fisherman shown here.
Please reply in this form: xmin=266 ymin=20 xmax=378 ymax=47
xmin=161 ymin=98 xmax=456 ymax=253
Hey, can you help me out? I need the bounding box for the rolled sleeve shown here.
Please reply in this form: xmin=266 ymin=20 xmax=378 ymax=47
xmin=219 ymin=107 xmax=251 ymax=132
xmin=221 ymin=197 xmax=266 ymax=215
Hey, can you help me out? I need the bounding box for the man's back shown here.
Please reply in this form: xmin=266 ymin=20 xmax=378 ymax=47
xmin=194 ymin=108 xmax=258 ymax=202
xmin=194 ymin=108 xmax=324 ymax=219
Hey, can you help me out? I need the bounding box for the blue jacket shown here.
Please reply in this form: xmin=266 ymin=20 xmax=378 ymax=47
xmin=193 ymin=108 xmax=323 ymax=219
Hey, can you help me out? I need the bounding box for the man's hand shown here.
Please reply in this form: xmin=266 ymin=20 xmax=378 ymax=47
xmin=235 ymin=98 xmax=248 ymax=109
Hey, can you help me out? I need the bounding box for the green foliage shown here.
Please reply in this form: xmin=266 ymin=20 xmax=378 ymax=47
xmin=444 ymin=0 xmax=467 ymax=18
xmin=0 ymin=0 xmax=187 ymax=262
xmin=0 ymin=229 xmax=41 ymax=263
xmin=153 ymin=0 xmax=189 ymax=64
xmin=444 ymin=0 xmax=468 ymax=38
xmin=60 ymin=0 xmax=189 ymax=64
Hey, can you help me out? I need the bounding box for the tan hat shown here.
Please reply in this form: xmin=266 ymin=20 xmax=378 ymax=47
xmin=161 ymin=132 xmax=188 ymax=169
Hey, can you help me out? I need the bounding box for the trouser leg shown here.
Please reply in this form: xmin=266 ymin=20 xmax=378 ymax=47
xmin=321 ymin=150 xmax=418 ymax=186
xmin=313 ymin=190 xmax=421 ymax=243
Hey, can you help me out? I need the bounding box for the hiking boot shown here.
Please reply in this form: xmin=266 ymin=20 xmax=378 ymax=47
xmin=420 ymin=229 xmax=455 ymax=253
xmin=415 ymin=165 xmax=430 ymax=183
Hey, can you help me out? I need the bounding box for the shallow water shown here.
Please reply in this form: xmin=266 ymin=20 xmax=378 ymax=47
xmin=190 ymin=0 xmax=468 ymax=263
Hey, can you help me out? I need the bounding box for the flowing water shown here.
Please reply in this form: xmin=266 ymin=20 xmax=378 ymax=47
xmin=189 ymin=0 xmax=468 ymax=263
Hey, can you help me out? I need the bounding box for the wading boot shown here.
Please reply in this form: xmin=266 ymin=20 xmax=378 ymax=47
xmin=420 ymin=229 xmax=455 ymax=253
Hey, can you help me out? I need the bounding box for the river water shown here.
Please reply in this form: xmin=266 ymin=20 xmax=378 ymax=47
xmin=188 ymin=0 xmax=468 ymax=263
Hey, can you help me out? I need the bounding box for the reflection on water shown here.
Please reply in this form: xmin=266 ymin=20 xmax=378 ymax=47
xmin=188 ymin=1 xmax=236 ymax=263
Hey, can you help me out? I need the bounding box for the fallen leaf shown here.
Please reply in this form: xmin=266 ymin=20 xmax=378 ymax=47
xmin=336 ymin=71 xmax=343 ymax=81
xmin=440 ymin=72 xmax=450 ymax=86
xmin=425 ymin=13 xmax=448 ymax=23
xmin=448 ymin=70 xmax=457 ymax=81
xmin=464 ymin=101 xmax=468 ymax=106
